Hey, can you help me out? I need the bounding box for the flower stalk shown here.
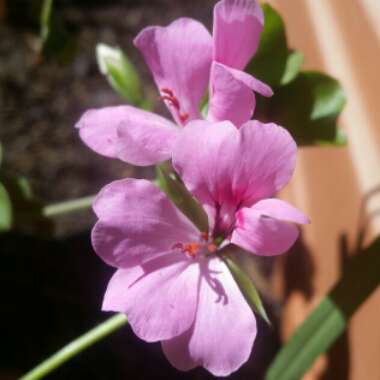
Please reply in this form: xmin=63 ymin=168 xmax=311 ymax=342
xmin=42 ymin=195 xmax=95 ymax=217
xmin=20 ymin=314 xmax=128 ymax=380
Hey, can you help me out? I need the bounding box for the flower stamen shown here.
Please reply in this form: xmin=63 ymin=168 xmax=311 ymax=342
xmin=160 ymin=88 xmax=189 ymax=125
xmin=207 ymin=243 xmax=217 ymax=253
xmin=172 ymin=234 xmax=217 ymax=258
xmin=172 ymin=242 xmax=201 ymax=258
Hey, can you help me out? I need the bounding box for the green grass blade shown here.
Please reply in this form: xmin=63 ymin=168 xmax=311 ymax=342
xmin=266 ymin=236 xmax=380 ymax=380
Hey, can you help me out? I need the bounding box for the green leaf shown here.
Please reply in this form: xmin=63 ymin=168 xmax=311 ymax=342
xmin=40 ymin=0 xmax=53 ymax=44
xmin=247 ymin=4 xmax=303 ymax=86
xmin=281 ymin=51 xmax=304 ymax=86
xmin=40 ymin=0 xmax=77 ymax=64
xmin=0 ymin=182 xmax=12 ymax=232
xmin=265 ymin=236 xmax=380 ymax=380
xmin=200 ymin=91 xmax=209 ymax=117
xmin=156 ymin=165 xmax=208 ymax=233
xmin=256 ymin=71 xmax=347 ymax=146
xmin=96 ymin=43 xmax=148 ymax=108
xmin=0 ymin=175 xmax=53 ymax=235
xmin=222 ymin=247 xmax=271 ymax=325
xmin=246 ymin=4 xmax=346 ymax=146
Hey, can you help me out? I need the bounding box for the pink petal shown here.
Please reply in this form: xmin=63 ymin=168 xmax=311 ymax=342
xmin=223 ymin=64 xmax=273 ymax=97
xmin=208 ymin=63 xmax=273 ymax=127
xmin=238 ymin=120 xmax=297 ymax=206
xmin=134 ymin=18 xmax=212 ymax=125
xmin=76 ymin=106 xmax=125 ymax=158
xmin=76 ymin=106 xmax=177 ymax=165
xmin=115 ymin=107 xmax=178 ymax=166
xmin=103 ymin=254 xmax=199 ymax=342
xmin=208 ymin=62 xmax=255 ymax=127
xmin=161 ymin=329 xmax=197 ymax=372
xmin=173 ymin=119 xmax=239 ymax=208
xmin=232 ymin=199 xmax=309 ymax=256
xmin=162 ymin=257 xmax=257 ymax=376
xmin=252 ymin=199 xmax=310 ymax=224
xmin=213 ymin=0 xmax=264 ymax=70
xmin=172 ymin=120 xmax=297 ymax=211
xmin=92 ymin=179 xmax=199 ymax=268
xmin=237 ymin=121 xmax=297 ymax=204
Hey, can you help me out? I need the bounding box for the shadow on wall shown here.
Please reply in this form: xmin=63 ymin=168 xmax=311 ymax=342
xmin=282 ymin=185 xmax=380 ymax=380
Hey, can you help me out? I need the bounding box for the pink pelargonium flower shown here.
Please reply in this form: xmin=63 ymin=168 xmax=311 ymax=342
xmin=172 ymin=120 xmax=309 ymax=253
xmin=92 ymin=121 xmax=309 ymax=376
xmin=76 ymin=0 xmax=272 ymax=167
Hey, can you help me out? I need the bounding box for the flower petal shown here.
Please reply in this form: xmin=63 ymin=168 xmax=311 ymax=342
xmin=173 ymin=119 xmax=239 ymax=208
xmin=103 ymin=255 xmax=199 ymax=342
xmin=222 ymin=64 xmax=273 ymax=97
xmin=208 ymin=63 xmax=273 ymax=127
xmin=208 ymin=62 xmax=255 ymax=127
xmin=172 ymin=120 xmax=297 ymax=211
xmin=162 ymin=257 xmax=257 ymax=376
xmin=92 ymin=179 xmax=199 ymax=268
xmin=115 ymin=108 xmax=178 ymax=166
xmin=252 ymin=198 xmax=310 ymax=224
xmin=134 ymin=18 xmax=212 ymax=125
xmin=76 ymin=105 xmax=177 ymax=165
xmin=161 ymin=328 xmax=197 ymax=372
xmin=232 ymin=199 xmax=309 ymax=256
xmin=76 ymin=106 xmax=125 ymax=158
xmin=237 ymin=121 xmax=297 ymax=203
xmin=213 ymin=0 xmax=264 ymax=70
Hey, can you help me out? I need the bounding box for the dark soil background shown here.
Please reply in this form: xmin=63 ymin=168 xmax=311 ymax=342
xmin=0 ymin=1 xmax=279 ymax=379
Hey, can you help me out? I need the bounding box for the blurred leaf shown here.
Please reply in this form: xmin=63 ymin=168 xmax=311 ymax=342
xmin=247 ymin=4 xmax=346 ymax=146
xmin=0 ymin=182 xmax=12 ymax=232
xmin=222 ymin=247 xmax=271 ymax=325
xmin=96 ymin=43 xmax=148 ymax=107
xmin=40 ymin=0 xmax=76 ymax=63
xmin=5 ymin=0 xmax=76 ymax=62
xmin=0 ymin=143 xmax=12 ymax=232
xmin=40 ymin=0 xmax=53 ymax=43
xmin=265 ymin=236 xmax=380 ymax=380
xmin=200 ymin=91 xmax=209 ymax=117
xmin=247 ymin=4 xmax=303 ymax=86
xmin=281 ymin=51 xmax=304 ymax=86
xmin=0 ymin=175 xmax=54 ymax=235
xmin=157 ymin=165 xmax=208 ymax=233
xmin=256 ymin=71 xmax=347 ymax=146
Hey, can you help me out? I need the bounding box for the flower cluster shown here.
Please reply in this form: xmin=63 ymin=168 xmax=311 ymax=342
xmin=76 ymin=0 xmax=309 ymax=376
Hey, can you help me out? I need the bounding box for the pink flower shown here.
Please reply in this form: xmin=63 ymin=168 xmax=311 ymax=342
xmin=76 ymin=0 xmax=272 ymax=166
xmin=172 ymin=120 xmax=309 ymax=255
xmin=92 ymin=121 xmax=308 ymax=376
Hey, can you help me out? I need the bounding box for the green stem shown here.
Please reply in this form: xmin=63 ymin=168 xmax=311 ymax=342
xmin=20 ymin=314 xmax=128 ymax=380
xmin=42 ymin=195 xmax=96 ymax=217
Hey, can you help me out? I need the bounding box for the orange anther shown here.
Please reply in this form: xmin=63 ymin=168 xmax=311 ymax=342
xmin=207 ymin=243 xmax=217 ymax=253
xmin=183 ymin=242 xmax=201 ymax=257
xmin=173 ymin=242 xmax=201 ymax=258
